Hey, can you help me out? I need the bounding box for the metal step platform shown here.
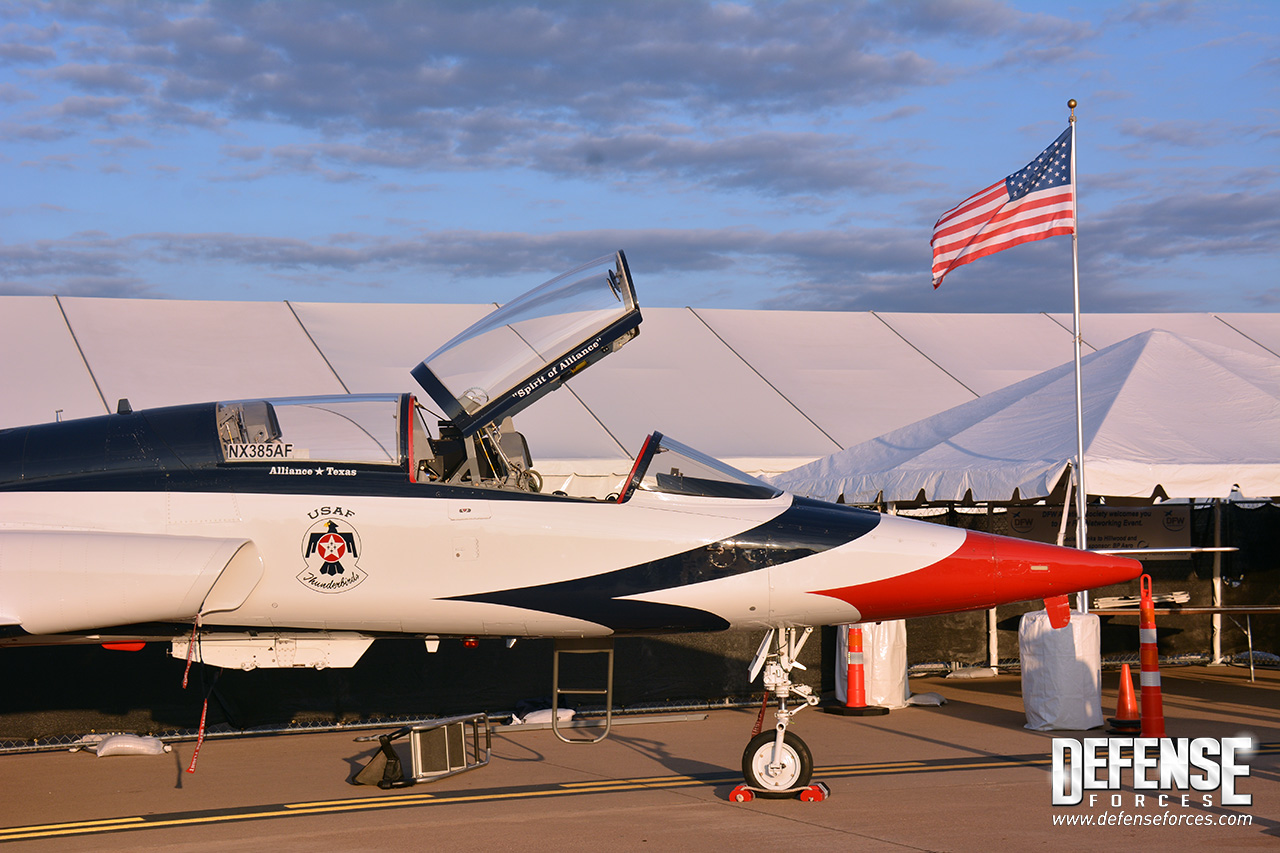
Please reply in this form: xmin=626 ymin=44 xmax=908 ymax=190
xmin=352 ymin=713 xmax=491 ymax=788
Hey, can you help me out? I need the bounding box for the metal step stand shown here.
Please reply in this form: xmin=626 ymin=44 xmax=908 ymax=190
xmin=551 ymin=638 xmax=615 ymax=743
xmin=353 ymin=713 xmax=492 ymax=788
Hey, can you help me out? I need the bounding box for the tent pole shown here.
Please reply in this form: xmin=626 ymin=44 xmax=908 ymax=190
xmin=1069 ymin=99 xmax=1089 ymax=612
xmin=1057 ymin=470 xmax=1072 ymax=548
xmin=1212 ymin=499 xmax=1223 ymax=664
xmin=987 ymin=503 xmax=998 ymax=667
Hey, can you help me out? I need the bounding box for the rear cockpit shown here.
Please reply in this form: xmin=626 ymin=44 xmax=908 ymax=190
xmin=216 ymin=396 xmax=404 ymax=468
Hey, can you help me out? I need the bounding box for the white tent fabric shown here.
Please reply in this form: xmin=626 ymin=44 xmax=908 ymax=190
xmin=566 ymin=307 xmax=844 ymax=473
xmin=0 ymin=296 xmax=106 ymax=426
xmin=1214 ymin=314 xmax=1280 ymax=356
xmin=694 ymin=308 xmax=977 ymax=448
xmin=6 ymin=295 xmax=1280 ymax=499
xmin=771 ymin=330 xmax=1280 ymax=503
xmin=59 ymin=297 xmax=347 ymax=409
xmin=1047 ymin=312 xmax=1280 ymax=357
xmin=875 ymin=312 xmax=1085 ymax=396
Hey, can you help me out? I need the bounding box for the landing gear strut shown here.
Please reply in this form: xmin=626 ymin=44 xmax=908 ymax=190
xmin=738 ymin=627 xmax=821 ymax=798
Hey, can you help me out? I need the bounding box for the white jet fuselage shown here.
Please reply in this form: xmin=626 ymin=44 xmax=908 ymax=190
xmin=0 ymin=464 xmax=1138 ymax=647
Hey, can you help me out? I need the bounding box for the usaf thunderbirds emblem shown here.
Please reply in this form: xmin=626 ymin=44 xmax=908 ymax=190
xmin=299 ymin=518 xmax=367 ymax=593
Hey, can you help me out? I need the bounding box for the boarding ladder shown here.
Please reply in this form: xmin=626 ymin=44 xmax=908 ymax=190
xmin=551 ymin=638 xmax=615 ymax=743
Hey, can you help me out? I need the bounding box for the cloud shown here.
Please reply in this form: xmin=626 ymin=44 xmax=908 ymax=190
xmin=2 ymin=0 xmax=1273 ymax=318
xmin=17 ymin=152 xmax=80 ymax=169
xmin=1116 ymin=118 xmax=1221 ymax=149
xmin=873 ymin=105 xmax=926 ymax=123
xmin=0 ymin=81 xmax=35 ymax=102
xmin=1112 ymin=0 xmax=1198 ymax=28
xmin=539 ymin=131 xmax=919 ymax=197
xmin=6 ymin=0 xmax=953 ymax=197
xmin=0 ymin=43 xmax=56 ymax=64
xmin=0 ymin=232 xmax=133 ymax=283
xmin=762 ymin=236 xmax=1185 ymax=314
xmin=2 ymin=123 xmax=73 ymax=142
xmin=220 ymin=144 xmax=264 ymax=161
xmin=46 ymin=93 xmax=131 ymax=119
xmin=0 ymin=275 xmax=157 ymax=298
xmin=891 ymin=0 xmax=1098 ymax=66
xmin=42 ymin=62 xmax=151 ymax=94
xmin=0 ymin=225 xmax=915 ymax=306
xmin=1092 ymin=189 xmax=1280 ymax=261
xmin=90 ymin=134 xmax=153 ymax=151
xmin=0 ymin=202 xmax=1268 ymax=314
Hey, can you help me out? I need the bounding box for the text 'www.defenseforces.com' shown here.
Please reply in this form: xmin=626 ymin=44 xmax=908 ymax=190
xmin=1052 ymin=811 xmax=1253 ymax=827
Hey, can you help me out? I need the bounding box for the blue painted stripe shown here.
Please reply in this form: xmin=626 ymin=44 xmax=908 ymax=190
xmin=448 ymin=497 xmax=881 ymax=633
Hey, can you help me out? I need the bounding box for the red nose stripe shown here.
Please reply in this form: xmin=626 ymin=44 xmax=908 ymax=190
xmin=810 ymin=530 xmax=1143 ymax=623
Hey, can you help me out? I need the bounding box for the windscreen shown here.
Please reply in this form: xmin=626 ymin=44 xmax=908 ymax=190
xmin=634 ymin=434 xmax=782 ymax=501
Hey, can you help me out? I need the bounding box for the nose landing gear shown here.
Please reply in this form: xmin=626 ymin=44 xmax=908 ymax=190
xmin=735 ymin=627 xmax=823 ymax=799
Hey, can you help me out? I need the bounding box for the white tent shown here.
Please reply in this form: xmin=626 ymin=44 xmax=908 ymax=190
xmin=771 ymin=330 xmax=1280 ymax=503
xmin=9 ymin=293 xmax=1280 ymax=496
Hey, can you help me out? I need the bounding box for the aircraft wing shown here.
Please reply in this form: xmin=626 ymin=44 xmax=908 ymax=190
xmin=0 ymin=531 xmax=263 ymax=636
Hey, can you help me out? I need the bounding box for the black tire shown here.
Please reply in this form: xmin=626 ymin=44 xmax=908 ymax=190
xmin=741 ymin=730 xmax=813 ymax=797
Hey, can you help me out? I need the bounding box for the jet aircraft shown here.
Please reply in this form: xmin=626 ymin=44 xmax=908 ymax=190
xmin=0 ymin=251 xmax=1141 ymax=795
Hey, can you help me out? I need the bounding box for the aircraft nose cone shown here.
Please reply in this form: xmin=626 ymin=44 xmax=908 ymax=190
xmin=978 ymin=531 xmax=1144 ymax=602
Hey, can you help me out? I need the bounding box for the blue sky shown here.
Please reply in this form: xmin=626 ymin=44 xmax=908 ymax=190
xmin=1 ymin=0 xmax=1277 ymax=312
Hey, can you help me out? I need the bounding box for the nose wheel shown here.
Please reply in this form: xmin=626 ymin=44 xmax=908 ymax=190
xmin=742 ymin=730 xmax=813 ymax=796
xmin=737 ymin=627 xmax=822 ymax=799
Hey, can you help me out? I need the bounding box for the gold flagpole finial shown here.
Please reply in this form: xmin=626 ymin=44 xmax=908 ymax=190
xmin=1068 ymin=98 xmax=1077 ymax=122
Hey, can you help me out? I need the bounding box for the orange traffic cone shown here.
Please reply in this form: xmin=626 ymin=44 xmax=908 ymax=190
xmin=1138 ymin=574 xmax=1167 ymax=738
xmin=825 ymin=625 xmax=889 ymax=717
xmin=1108 ymin=663 xmax=1141 ymax=733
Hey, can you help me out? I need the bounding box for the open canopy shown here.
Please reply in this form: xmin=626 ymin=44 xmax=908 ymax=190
xmin=410 ymin=251 xmax=640 ymax=437
xmin=771 ymin=330 xmax=1280 ymax=503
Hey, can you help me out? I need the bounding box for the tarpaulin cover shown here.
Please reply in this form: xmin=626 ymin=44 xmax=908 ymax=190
xmin=834 ymin=621 xmax=909 ymax=709
xmin=1019 ymin=611 xmax=1102 ymax=732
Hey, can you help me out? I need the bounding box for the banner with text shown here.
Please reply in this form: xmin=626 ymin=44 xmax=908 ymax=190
xmin=1005 ymin=505 xmax=1190 ymax=559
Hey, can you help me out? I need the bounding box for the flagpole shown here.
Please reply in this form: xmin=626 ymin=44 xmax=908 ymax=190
xmin=1069 ymin=98 xmax=1089 ymax=612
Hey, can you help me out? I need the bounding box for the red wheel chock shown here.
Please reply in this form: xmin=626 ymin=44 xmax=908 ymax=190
xmin=730 ymin=781 xmax=829 ymax=803
xmin=798 ymin=782 xmax=830 ymax=802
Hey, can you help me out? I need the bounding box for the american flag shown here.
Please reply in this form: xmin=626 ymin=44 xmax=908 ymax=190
xmin=931 ymin=127 xmax=1074 ymax=288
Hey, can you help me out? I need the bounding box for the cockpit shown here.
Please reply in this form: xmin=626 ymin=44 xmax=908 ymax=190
xmin=213 ymin=393 xmax=778 ymax=502
xmin=212 ymin=250 xmax=781 ymax=504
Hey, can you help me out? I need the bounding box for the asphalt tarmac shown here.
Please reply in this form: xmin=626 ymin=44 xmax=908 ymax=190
xmin=1 ymin=665 xmax=1277 ymax=852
